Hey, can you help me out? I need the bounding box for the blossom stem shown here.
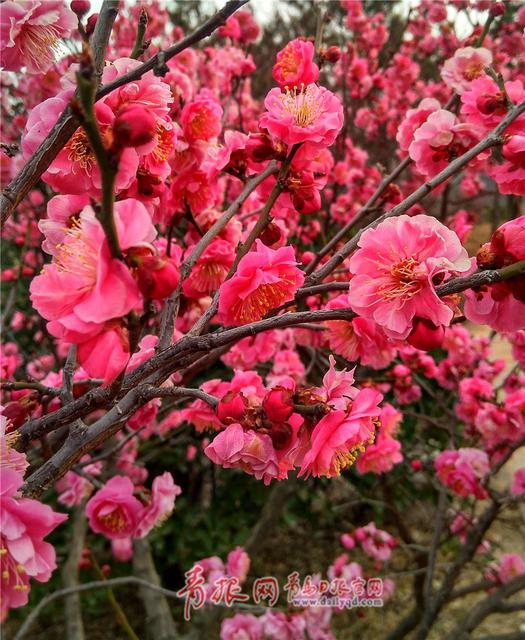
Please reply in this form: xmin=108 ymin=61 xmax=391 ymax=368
xmin=187 ymin=146 xmax=300 ymax=336
xmin=75 ymin=53 xmax=122 ymax=260
xmin=130 ymin=9 xmax=148 ymax=59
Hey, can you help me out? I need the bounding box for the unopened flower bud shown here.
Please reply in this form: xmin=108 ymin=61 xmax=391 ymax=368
xmin=268 ymin=422 xmax=292 ymax=450
xmin=263 ymin=386 xmax=294 ymax=422
xmin=216 ymin=391 xmax=248 ymax=425
xmin=325 ymin=45 xmax=341 ymax=63
xmin=489 ymin=2 xmax=506 ymax=17
xmin=406 ymin=318 xmax=445 ymax=351
xmin=85 ymin=12 xmax=98 ymax=36
xmin=114 ymin=107 xmax=157 ymax=148
xmin=245 ymin=132 xmax=277 ymax=162
xmin=71 ymin=0 xmax=90 ymax=18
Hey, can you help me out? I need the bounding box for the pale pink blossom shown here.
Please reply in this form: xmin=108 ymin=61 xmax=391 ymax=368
xmin=226 ymin=546 xmax=250 ymax=583
xmin=354 ymin=522 xmax=396 ymax=562
xmin=396 ymin=97 xmax=440 ymax=151
xmin=511 ymin=468 xmax=525 ymax=496
xmin=221 ymin=613 xmax=263 ymax=640
xmin=409 ymin=109 xmax=484 ymax=179
xmin=0 ymin=468 xmax=67 ymax=620
xmin=135 ymin=472 xmax=181 ymax=538
xmin=205 ymin=423 xmax=281 ymax=485
xmin=0 ymin=1 xmax=76 ymax=74
xmin=348 ymin=214 xmax=470 ymax=339
xmin=441 ymin=47 xmax=492 ymax=94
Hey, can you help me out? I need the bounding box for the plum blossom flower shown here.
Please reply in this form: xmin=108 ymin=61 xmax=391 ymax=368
xmin=511 ymin=468 xmax=525 ymax=496
xmin=221 ymin=613 xmax=263 ymax=640
xmin=434 ymin=448 xmax=489 ymax=499
xmin=464 ymin=216 xmax=525 ymax=332
xmin=22 ymin=94 xmax=140 ymax=196
xmin=409 ymin=109 xmax=484 ymax=179
xmin=354 ymin=522 xmax=396 ymax=562
xmin=0 ymin=1 xmax=77 ymax=74
xmin=325 ymin=296 xmax=397 ymax=369
xmin=181 ymin=96 xmax=223 ymax=141
xmin=489 ymin=134 xmax=525 ymax=196
xmin=135 ymin=472 xmax=182 ymax=538
xmin=30 ymin=199 xmax=156 ymax=348
xmin=461 ymin=78 xmax=525 ymax=134
xmin=396 ymin=97 xmax=440 ymax=152
xmin=218 ymin=240 xmax=304 ymax=326
xmin=86 ymin=476 xmax=145 ymax=540
xmin=348 ymin=214 xmax=471 ymax=339
xmin=259 ymin=84 xmax=344 ymax=148
xmin=204 ymin=423 xmax=281 ymax=485
xmin=0 ymin=468 xmax=67 ymax=620
xmin=298 ymin=387 xmax=383 ymax=479
xmin=441 ymin=47 xmax=492 ymax=94
xmin=486 ymin=553 xmax=525 ymax=585
xmin=272 ymin=38 xmax=319 ymax=90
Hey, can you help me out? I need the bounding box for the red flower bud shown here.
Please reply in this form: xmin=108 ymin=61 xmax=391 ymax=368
xmin=263 ymin=386 xmax=294 ymax=422
xmin=85 ymin=12 xmax=98 ymax=36
xmin=410 ymin=459 xmax=422 ymax=471
xmin=475 ymin=93 xmax=506 ymax=116
xmin=216 ymin=391 xmax=248 ymax=425
xmin=258 ymin=222 xmax=284 ymax=248
xmin=406 ymin=318 xmax=445 ymax=351
xmin=325 ymin=45 xmax=342 ymax=63
xmin=245 ymin=133 xmax=277 ymax=162
xmin=135 ymin=255 xmax=180 ymax=300
xmin=489 ymin=2 xmax=505 ymax=17
xmin=268 ymin=422 xmax=293 ymax=450
xmin=113 ymin=107 xmax=157 ymax=148
xmin=71 ymin=0 xmax=90 ymax=17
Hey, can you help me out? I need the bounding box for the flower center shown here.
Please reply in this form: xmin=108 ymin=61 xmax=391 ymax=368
xmin=55 ymin=218 xmax=97 ymax=282
xmin=152 ymin=123 xmax=174 ymax=162
xmin=464 ymin=61 xmax=483 ymax=81
xmin=98 ymin=507 xmax=129 ymax=533
xmin=277 ymin=49 xmax=299 ymax=81
xmin=67 ymin=129 xmax=96 ymax=171
xmin=22 ymin=23 xmax=61 ymax=67
xmin=379 ymin=257 xmax=423 ymax=300
xmin=279 ymin=85 xmax=323 ymax=128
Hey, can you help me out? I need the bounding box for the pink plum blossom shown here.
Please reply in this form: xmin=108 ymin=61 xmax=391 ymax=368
xmin=348 ymin=214 xmax=471 ymax=339
xmin=441 ymin=47 xmax=492 ymax=94
xmin=272 ymin=38 xmax=319 ymax=90
xmin=259 ymin=84 xmax=343 ymax=148
xmin=0 ymin=1 xmax=76 ymax=74
xmin=0 ymin=468 xmax=67 ymax=620
xmin=218 ymin=240 xmax=304 ymax=326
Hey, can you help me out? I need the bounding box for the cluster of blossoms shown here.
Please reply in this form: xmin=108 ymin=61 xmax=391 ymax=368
xmin=0 ymin=414 xmax=66 ymax=621
xmin=1 ymin=0 xmax=525 ymax=629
